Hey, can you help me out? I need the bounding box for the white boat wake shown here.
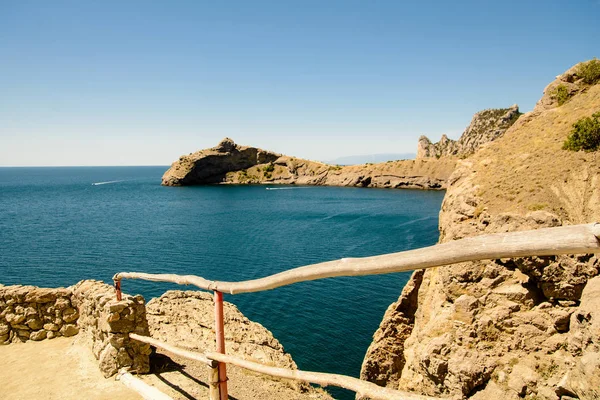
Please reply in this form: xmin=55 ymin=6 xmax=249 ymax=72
xmin=92 ymin=180 xmax=126 ymax=186
xmin=265 ymin=187 xmax=313 ymax=190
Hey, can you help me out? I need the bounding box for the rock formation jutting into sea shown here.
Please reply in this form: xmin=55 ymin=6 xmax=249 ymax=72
xmin=161 ymin=101 xmax=521 ymax=190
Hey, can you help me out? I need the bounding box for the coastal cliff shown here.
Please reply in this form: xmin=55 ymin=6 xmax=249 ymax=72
xmin=162 ymin=138 xmax=455 ymax=190
xmin=416 ymin=104 xmax=521 ymax=159
xmin=361 ymin=60 xmax=600 ymax=399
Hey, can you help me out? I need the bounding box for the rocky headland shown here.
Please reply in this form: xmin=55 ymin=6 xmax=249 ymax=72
xmin=161 ymin=99 xmax=524 ymax=191
xmin=162 ymin=137 xmax=456 ymax=189
xmin=360 ymin=60 xmax=600 ymax=399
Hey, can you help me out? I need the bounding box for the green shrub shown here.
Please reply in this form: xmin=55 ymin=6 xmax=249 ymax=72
xmin=562 ymin=112 xmax=600 ymax=151
xmin=263 ymin=163 xmax=275 ymax=173
xmin=528 ymin=203 xmax=548 ymax=211
xmin=578 ymin=58 xmax=600 ymax=85
xmin=554 ymin=84 xmax=570 ymax=106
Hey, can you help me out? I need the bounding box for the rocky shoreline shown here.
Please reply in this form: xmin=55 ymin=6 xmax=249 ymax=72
xmin=161 ymin=137 xmax=456 ymax=190
xmin=160 ymin=98 xmax=521 ymax=191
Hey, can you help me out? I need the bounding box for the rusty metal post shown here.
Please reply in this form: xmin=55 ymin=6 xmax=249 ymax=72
xmin=214 ymin=290 xmax=228 ymax=400
xmin=114 ymin=278 xmax=122 ymax=301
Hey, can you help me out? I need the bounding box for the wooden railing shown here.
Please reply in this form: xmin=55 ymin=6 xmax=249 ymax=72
xmin=113 ymin=223 xmax=600 ymax=400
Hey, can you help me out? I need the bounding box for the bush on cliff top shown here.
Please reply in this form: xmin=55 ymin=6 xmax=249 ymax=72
xmin=578 ymin=58 xmax=600 ymax=85
xmin=263 ymin=163 xmax=275 ymax=173
xmin=563 ymin=112 xmax=600 ymax=152
xmin=554 ymin=84 xmax=570 ymax=106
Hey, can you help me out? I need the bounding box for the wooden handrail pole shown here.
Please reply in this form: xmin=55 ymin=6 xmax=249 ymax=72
xmin=114 ymin=223 xmax=600 ymax=295
xmin=593 ymin=222 xmax=600 ymax=239
xmin=208 ymin=364 xmax=220 ymax=400
xmin=127 ymin=333 xmax=442 ymax=399
xmin=129 ymin=333 xmax=217 ymax=368
xmin=214 ymin=290 xmax=228 ymax=400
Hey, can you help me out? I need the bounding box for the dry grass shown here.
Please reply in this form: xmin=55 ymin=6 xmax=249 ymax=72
xmin=470 ymin=84 xmax=600 ymax=223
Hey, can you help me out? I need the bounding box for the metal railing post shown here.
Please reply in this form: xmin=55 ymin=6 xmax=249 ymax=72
xmin=214 ymin=290 xmax=228 ymax=400
xmin=114 ymin=278 xmax=122 ymax=301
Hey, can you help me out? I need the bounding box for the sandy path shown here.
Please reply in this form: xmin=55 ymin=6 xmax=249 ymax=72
xmin=0 ymin=339 xmax=332 ymax=400
xmin=138 ymin=351 xmax=333 ymax=400
xmin=0 ymin=336 xmax=141 ymax=400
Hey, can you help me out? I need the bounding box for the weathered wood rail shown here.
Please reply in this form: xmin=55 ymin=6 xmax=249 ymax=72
xmin=130 ymin=333 xmax=438 ymax=400
xmin=118 ymin=371 xmax=174 ymax=400
xmin=116 ymin=223 xmax=600 ymax=294
xmin=114 ymin=222 xmax=600 ymax=400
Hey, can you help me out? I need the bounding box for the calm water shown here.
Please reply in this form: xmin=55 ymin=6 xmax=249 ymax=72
xmin=0 ymin=166 xmax=443 ymax=399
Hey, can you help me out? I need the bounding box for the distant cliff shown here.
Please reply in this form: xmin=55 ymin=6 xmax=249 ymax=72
xmin=417 ymin=104 xmax=521 ymax=159
xmin=162 ymin=138 xmax=456 ymax=190
xmin=161 ymin=103 xmax=529 ymax=190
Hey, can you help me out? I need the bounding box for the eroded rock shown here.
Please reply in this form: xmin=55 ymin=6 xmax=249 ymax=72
xmin=417 ymin=105 xmax=521 ymax=159
xmin=360 ymin=60 xmax=600 ymax=398
xmin=162 ymin=138 xmax=456 ymax=189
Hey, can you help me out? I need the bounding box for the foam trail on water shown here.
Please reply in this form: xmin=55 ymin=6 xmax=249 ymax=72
xmin=395 ymin=215 xmax=435 ymax=228
xmin=92 ymin=180 xmax=126 ymax=186
xmin=266 ymin=187 xmax=313 ymax=190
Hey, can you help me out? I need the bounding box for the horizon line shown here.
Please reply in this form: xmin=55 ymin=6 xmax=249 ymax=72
xmin=0 ymin=165 xmax=171 ymax=168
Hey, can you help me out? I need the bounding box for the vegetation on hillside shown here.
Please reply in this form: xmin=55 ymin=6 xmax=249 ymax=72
xmin=467 ymin=107 xmax=522 ymax=141
xmin=554 ymin=84 xmax=570 ymax=106
xmin=578 ymin=58 xmax=600 ymax=85
xmin=563 ymin=111 xmax=600 ymax=152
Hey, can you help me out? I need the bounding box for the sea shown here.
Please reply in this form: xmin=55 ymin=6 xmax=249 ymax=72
xmin=0 ymin=166 xmax=444 ymax=399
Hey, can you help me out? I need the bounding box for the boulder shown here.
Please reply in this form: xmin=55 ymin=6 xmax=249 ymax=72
xmin=30 ymin=330 xmax=47 ymax=341
xmin=59 ymin=324 xmax=79 ymax=337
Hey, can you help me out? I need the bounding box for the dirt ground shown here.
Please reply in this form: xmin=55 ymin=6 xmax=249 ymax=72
xmin=471 ymin=83 xmax=600 ymax=222
xmin=0 ymin=336 xmax=141 ymax=400
xmin=139 ymin=350 xmax=332 ymax=400
xmin=0 ymin=338 xmax=332 ymax=400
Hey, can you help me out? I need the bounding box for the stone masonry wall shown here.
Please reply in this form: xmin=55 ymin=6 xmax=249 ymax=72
xmin=0 ymin=284 xmax=79 ymax=344
xmin=0 ymin=280 xmax=151 ymax=378
xmin=71 ymin=280 xmax=151 ymax=377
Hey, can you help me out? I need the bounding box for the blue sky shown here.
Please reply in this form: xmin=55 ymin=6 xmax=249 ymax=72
xmin=1 ymin=1 xmax=599 ymax=166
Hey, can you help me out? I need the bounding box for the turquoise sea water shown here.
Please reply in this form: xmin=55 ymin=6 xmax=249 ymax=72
xmin=0 ymin=166 xmax=443 ymax=399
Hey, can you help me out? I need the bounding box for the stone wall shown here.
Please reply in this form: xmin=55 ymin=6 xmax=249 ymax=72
xmin=71 ymin=280 xmax=151 ymax=377
xmin=0 ymin=280 xmax=151 ymax=378
xmin=0 ymin=285 xmax=79 ymax=344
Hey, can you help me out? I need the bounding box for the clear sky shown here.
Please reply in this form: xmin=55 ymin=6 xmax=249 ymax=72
xmin=1 ymin=1 xmax=599 ymax=166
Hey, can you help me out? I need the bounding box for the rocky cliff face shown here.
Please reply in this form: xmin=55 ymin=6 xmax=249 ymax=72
xmin=417 ymin=105 xmax=521 ymax=159
xmin=361 ymin=60 xmax=600 ymax=399
xmin=146 ymin=290 xmax=297 ymax=371
xmin=163 ymin=138 xmax=456 ymax=189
